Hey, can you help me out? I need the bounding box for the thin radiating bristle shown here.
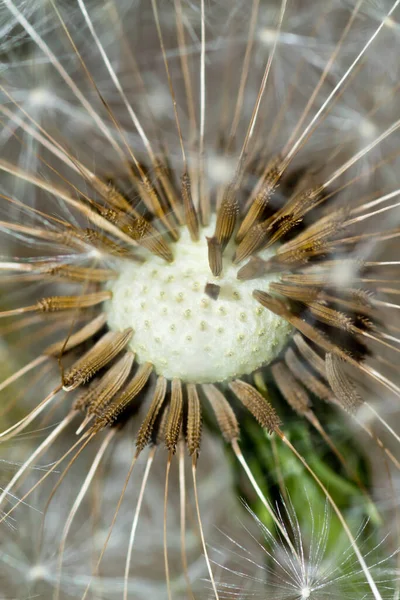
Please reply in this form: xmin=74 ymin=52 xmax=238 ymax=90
xmin=1 ymin=1 xmax=400 ymax=597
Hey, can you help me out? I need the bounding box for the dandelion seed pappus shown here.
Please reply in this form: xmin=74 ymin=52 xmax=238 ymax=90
xmin=0 ymin=0 xmax=400 ymax=599
xmin=215 ymin=499 xmax=400 ymax=600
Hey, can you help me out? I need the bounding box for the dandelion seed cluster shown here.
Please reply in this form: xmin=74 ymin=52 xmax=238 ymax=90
xmin=0 ymin=0 xmax=400 ymax=598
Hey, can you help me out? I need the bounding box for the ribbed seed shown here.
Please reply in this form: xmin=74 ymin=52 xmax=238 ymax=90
xmin=236 ymin=256 xmax=270 ymax=280
xmin=155 ymin=403 xmax=170 ymax=446
xmin=73 ymin=353 xmax=133 ymax=413
xmin=126 ymin=215 xmax=173 ymax=262
xmin=80 ymin=229 xmax=129 ymax=256
xmin=308 ymin=302 xmax=354 ymax=332
xmin=143 ymin=176 xmax=181 ymax=239
xmin=37 ymin=291 xmax=111 ymax=313
xmin=202 ymin=384 xmax=239 ymax=443
xmin=282 ymin=273 xmax=330 ymax=287
xmin=124 ymin=215 xmax=174 ymax=262
xmin=252 ymin=290 xmax=291 ymax=319
xmin=236 ymin=156 xmax=282 ymax=241
xmin=136 ymin=376 xmax=168 ymax=452
xmin=325 ymin=353 xmax=363 ymax=413
xmin=229 ymin=379 xmax=281 ymax=434
xmin=207 ymin=236 xmax=223 ymax=276
xmin=186 ymin=383 xmax=202 ymax=456
xmin=63 ymin=329 xmax=133 ymax=391
xmin=254 ymin=291 xmax=352 ymax=363
xmin=89 ymin=175 xmax=132 ymax=212
xmin=270 ymin=282 xmax=321 ymax=303
xmin=271 ymin=362 xmax=311 ymax=415
xmin=87 ymin=353 xmax=134 ymax=416
xmin=165 ymin=378 xmax=183 ymax=453
xmin=262 ymin=214 xmax=303 ymax=250
xmin=73 ymin=379 xmax=98 ymax=412
xmin=285 ymin=348 xmax=333 ymax=402
xmin=234 ymin=221 xmax=269 ymax=263
xmin=277 ymin=208 xmax=346 ymax=257
xmin=293 ymin=334 xmax=327 ymax=378
xmin=45 ymin=265 xmax=117 ymax=283
xmin=236 ymin=184 xmax=272 ymax=241
xmin=214 ymin=183 xmax=238 ymax=251
xmin=94 ymin=362 xmax=153 ymax=428
xmin=100 ymin=206 xmax=173 ymax=262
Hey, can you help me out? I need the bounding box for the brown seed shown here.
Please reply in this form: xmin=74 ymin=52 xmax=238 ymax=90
xmin=277 ymin=208 xmax=346 ymax=257
xmin=73 ymin=379 xmax=99 ymax=412
xmin=37 ymin=291 xmax=111 ymax=313
xmin=236 ymin=155 xmax=283 ymax=241
xmin=155 ymin=402 xmax=170 ymax=447
xmin=89 ymin=175 xmax=132 ymax=212
xmin=270 ymin=282 xmax=321 ymax=303
xmin=284 ymin=348 xmax=333 ymax=403
xmin=229 ymin=379 xmax=281 ymax=434
xmin=80 ymin=228 xmax=129 ymax=256
xmin=95 ymin=362 xmax=153 ymax=427
xmin=252 ymin=290 xmax=291 ymax=319
xmin=238 ymin=184 xmax=273 ymax=236
xmin=45 ymin=265 xmax=117 ymax=283
xmin=308 ymin=302 xmax=354 ymax=332
xmin=282 ymin=273 xmax=330 ymax=287
xmin=255 ymin=290 xmax=352 ymax=357
xmin=165 ymin=378 xmax=183 ymax=453
xmin=186 ymin=383 xmax=202 ymax=456
xmin=272 ymin=362 xmax=311 ymax=415
xmin=262 ymin=214 xmax=303 ymax=250
xmin=62 ymin=328 xmax=133 ymax=391
xmin=293 ymin=334 xmax=327 ymax=378
xmin=136 ymin=376 xmax=168 ymax=452
xmin=234 ymin=221 xmax=269 ymax=263
xmin=138 ymin=172 xmax=180 ymax=239
xmin=283 ymin=185 xmax=321 ymax=220
xmin=325 ymin=353 xmax=363 ymax=413
xmin=87 ymin=353 xmax=135 ymax=417
xmin=202 ymin=384 xmax=239 ymax=443
xmin=214 ymin=183 xmax=238 ymax=251
xmin=123 ymin=214 xmax=174 ymax=263
xmin=100 ymin=206 xmax=174 ymax=262
xmin=207 ymin=236 xmax=223 ymax=276
xmin=236 ymin=256 xmax=270 ymax=281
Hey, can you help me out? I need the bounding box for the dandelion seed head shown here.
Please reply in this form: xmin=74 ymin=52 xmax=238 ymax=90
xmin=106 ymin=218 xmax=292 ymax=383
xmin=1 ymin=0 xmax=400 ymax=597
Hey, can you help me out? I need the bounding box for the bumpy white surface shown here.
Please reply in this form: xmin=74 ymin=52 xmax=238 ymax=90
xmin=106 ymin=221 xmax=292 ymax=383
